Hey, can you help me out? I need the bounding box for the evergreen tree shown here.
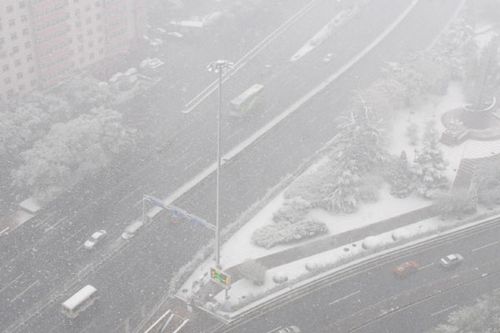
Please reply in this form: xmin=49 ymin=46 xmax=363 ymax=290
xmin=388 ymin=151 xmax=414 ymax=198
xmin=321 ymin=107 xmax=386 ymax=213
xmin=412 ymin=121 xmax=448 ymax=198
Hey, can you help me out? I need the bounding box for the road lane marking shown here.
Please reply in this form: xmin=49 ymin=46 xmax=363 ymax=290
xmin=0 ymin=226 xmax=9 ymax=236
xmin=431 ymin=304 xmax=458 ymax=317
xmin=329 ymin=290 xmax=361 ymax=305
xmin=265 ymin=327 xmax=283 ymax=333
xmin=147 ymin=0 xmax=421 ymax=220
xmin=0 ymin=273 xmax=24 ymax=295
xmin=10 ymin=279 xmax=40 ymax=303
xmin=43 ymin=217 xmax=67 ymax=233
xmin=182 ymin=0 xmax=319 ymax=113
xmin=471 ymin=241 xmax=499 ymax=252
xmin=418 ymin=262 xmax=435 ymax=270
xmin=63 ymin=226 xmax=86 ymax=244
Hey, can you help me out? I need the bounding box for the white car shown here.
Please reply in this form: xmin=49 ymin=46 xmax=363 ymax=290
xmin=323 ymin=53 xmax=334 ymax=62
xmin=167 ymin=31 xmax=183 ymax=39
xmin=278 ymin=326 xmax=301 ymax=333
xmin=121 ymin=220 xmax=144 ymax=240
xmin=83 ymin=230 xmax=107 ymax=250
xmin=439 ymin=253 xmax=464 ymax=268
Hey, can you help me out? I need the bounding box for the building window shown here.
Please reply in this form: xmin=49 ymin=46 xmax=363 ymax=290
xmin=2 ymin=64 xmax=9 ymax=72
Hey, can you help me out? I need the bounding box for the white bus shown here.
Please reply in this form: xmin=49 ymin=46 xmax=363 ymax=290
xmin=61 ymin=285 xmax=98 ymax=318
xmin=229 ymin=84 xmax=264 ymax=117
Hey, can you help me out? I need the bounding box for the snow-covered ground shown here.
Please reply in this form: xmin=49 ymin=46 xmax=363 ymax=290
xmin=308 ymin=185 xmax=429 ymax=235
xmin=178 ymin=81 xmax=500 ymax=313
xmin=212 ymin=216 xmax=450 ymax=310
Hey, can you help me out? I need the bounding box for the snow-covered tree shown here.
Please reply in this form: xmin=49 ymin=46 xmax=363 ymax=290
xmin=320 ymin=108 xmax=386 ymax=213
xmin=383 ymin=61 xmax=426 ymax=106
xmin=12 ymin=107 xmax=135 ymax=203
xmin=387 ymin=151 xmax=414 ymax=198
xmin=0 ymin=94 xmax=70 ymax=158
xmin=54 ymin=75 xmax=114 ymax=111
xmin=412 ymin=121 xmax=448 ymax=198
xmin=429 ymin=290 xmax=500 ymax=333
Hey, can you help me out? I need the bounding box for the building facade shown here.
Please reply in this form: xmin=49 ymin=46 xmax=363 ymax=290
xmin=0 ymin=0 xmax=146 ymax=101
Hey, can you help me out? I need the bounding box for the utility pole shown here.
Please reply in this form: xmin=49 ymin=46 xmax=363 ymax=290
xmin=207 ymin=60 xmax=233 ymax=268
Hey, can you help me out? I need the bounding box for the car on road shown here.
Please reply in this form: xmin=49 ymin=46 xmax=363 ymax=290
xmin=439 ymin=253 xmax=464 ymax=268
xmin=393 ymin=260 xmax=419 ymax=279
xmin=83 ymin=230 xmax=107 ymax=250
xmin=121 ymin=220 xmax=144 ymax=240
xmin=277 ymin=326 xmax=301 ymax=333
xmin=323 ymin=52 xmax=334 ymax=62
xmin=167 ymin=31 xmax=183 ymax=39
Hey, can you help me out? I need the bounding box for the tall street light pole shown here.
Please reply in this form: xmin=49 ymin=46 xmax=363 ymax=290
xmin=207 ymin=60 xmax=233 ymax=269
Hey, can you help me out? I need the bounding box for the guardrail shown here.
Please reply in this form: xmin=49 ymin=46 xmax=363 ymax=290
xmin=208 ymin=214 xmax=500 ymax=333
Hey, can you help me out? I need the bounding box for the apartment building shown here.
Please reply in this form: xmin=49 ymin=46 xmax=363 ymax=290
xmin=0 ymin=0 xmax=146 ymax=102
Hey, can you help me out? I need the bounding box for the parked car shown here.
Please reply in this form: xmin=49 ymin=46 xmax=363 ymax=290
xmin=277 ymin=326 xmax=301 ymax=333
xmin=121 ymin=220 xmax=144 ymax=240
xmin=439 ymin=253 xmax=464 ymax=268
xmin=83 ymin=230 xmax=107 ymax=250
xmin=393 ymin=260 xmax=419 ymax=279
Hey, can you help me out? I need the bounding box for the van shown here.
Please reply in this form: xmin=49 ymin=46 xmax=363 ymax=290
xmin=121 ymin=220 xmax=144 ymax=240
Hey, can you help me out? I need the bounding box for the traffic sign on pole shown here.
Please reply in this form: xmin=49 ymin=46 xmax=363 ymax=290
xmin=210 ymin=267 xmax=231 ymax=287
